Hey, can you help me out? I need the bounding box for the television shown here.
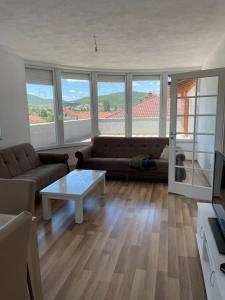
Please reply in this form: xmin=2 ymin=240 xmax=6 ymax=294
xmin=211 ymin=151 xmax=225 ymax=253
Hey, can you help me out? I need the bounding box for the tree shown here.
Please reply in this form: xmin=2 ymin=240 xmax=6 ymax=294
xmin=103 ymin=100 xmax=110 ymax=112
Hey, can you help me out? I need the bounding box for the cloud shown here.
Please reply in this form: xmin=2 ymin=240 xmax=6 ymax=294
xmin=69 ymin=89 xmax=76 ymax=93
xmin=62 ymin=95 xmax=70 ymax=100
xmin=65 ymin=79 xmax=87 ymax=83
xmin=132 ymin=82 xmax=141 ymax=87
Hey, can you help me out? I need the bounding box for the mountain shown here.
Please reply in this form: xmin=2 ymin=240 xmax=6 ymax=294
xmin=27 ymin=94 xmax=53 ymax=106
xmin=27 ymin=91 xmax=148 ymax=109
xmin=64 ymin=91 xmax=147 ymax=110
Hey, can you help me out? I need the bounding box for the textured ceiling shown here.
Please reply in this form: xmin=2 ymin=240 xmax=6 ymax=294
xmin=0 ymin=0 xmax=225 ymax=69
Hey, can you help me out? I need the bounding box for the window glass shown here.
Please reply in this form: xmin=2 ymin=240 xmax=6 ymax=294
xmin=97 ymin=75 xmax=125 ymax=136
xmin=132 ymin=76 xmax=160 ymax=136
xmin=61 ymin=73 xmax=91 ymax=143
xmin=25 ymin=68 xmax=57 ymax=148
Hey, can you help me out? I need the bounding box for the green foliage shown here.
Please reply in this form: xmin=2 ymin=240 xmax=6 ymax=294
xmin=27 ymin=91 xmax=148 ymax=116
xmin=103 ymin=100 xmax=111 ymax=112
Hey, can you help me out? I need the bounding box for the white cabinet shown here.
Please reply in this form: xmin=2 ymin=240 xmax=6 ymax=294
xmin=197 ymin=203 xmax=225 ymax=300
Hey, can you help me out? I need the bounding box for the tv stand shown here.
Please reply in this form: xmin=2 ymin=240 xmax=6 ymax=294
xmin=209 ymin=218 xmax=225 ymax=254
xmin=197 ymin=203 xmax=225 ymax=300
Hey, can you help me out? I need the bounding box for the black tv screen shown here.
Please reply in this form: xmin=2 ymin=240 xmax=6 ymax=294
xmin=212 ymin=151 xmax=225 ymax=239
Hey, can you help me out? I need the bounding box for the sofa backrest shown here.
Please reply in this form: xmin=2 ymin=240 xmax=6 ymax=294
xmin=0 ymin=143 xmax=41 ymax=178
xmin=92 ymin=136 xmax=169 ymax=159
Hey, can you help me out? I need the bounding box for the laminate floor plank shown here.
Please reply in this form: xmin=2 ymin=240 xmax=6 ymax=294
xmin=36 ymin=180 xmax=206 ymax=300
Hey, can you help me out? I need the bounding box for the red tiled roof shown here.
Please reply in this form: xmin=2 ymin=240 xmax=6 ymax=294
xmin=64 ymin=92 xmax=185 ymax=120
xmin=107 ymin=93 xmax=184 ymax=118
xmin=64 ymin=108 xmax=113 ymax=120
xmin=29 ymin=114 xmax=43 ymax=123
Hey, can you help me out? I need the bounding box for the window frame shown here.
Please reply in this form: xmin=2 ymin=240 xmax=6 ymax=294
xmin=25 ymin=65 xmax=60 ymax=150
xmin=57 ymin=69 xmax=93 ymax=145
xmin=25 ymin=63 xmax=196 ymax=150
xmin=96 ymin=72 xmax=126 ymax=137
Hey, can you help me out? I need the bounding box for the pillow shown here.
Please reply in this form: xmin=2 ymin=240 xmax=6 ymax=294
xmin=160 ymin=145 xmax=169 ymax=160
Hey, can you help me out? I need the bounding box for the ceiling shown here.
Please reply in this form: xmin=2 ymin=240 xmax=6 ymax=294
xmin=0 ymin=0 xmax=225 ymax=69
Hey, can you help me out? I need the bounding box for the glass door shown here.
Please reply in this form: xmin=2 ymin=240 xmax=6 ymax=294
xmin=168 ymin=69 xmax=225 ymax=200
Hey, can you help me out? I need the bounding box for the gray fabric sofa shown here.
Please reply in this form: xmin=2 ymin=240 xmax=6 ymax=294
xmin=75 ymin=136 xmax=186 ymax=181
xmin=0 ymin=143 xmax=69 ymax=199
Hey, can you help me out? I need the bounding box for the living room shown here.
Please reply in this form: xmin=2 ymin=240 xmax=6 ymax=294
xmin=1 ymin=0 xmax=225 ymax=299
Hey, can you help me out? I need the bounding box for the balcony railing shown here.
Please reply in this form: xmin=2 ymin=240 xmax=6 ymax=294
xmin=30 ymin=118 xmax=162 ymax=148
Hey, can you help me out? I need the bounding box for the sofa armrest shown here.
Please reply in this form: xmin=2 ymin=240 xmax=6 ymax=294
xmin=38 ymin=152 xmax=69 ymax=164
xmin=75 ymin=146 xmax=93 ymax=161
xmin=0 ymin=179 xmax=36 ymax=214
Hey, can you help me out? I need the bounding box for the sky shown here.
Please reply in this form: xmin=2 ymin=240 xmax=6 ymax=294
xmin=26 ymin=79 xmax=160 ymax=102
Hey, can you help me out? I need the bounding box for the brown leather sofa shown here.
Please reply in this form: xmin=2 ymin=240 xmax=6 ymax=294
xmin=0 ymin=143 xmax=69 ymax=199
xmin=75 ymin=136 xmax=186 ymax=181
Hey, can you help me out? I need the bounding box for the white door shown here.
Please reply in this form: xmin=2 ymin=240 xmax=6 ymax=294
xmin=168 ymin=69 xmax=225 ymax=200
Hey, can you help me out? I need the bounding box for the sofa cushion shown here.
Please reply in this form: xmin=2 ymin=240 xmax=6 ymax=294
xmin=0 ymin=143 xmax=41 ymax=178
xmin=0 ymin=155 xmax=12 ymax=178
xmin=0 ymin=148 xmax=21 ymax=177
xmin=82 ymin=158 xmax=131 ymax=172
xmin=81 ymin=157 xmax=168 ymax=173
xmin=92 ymin=136 xmax=169 ymax=159
xmin=14 ymin=163 xmax=67 ymax=191
xmin=16 ymin=143 xmax=41 ymax=169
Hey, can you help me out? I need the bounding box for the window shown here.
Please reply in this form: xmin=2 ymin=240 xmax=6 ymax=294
xmin=61 ymin=73 xmax=91 ymax=143
xmin=25 ymin=66 xmax=172 ymax=148
xmin=25 ymin=68 xmax=57 ymax=148
xmin=97 ymin=75 xmax=125 ymax=136
xmin=132 ymin=76 xmax=160 ymax=136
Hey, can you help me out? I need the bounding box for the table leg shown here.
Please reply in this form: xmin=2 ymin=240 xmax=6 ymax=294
xmin=75 ymin=197 xmax=83 ymax=223
xmin=42 ymin=195 xmax=52 ymax=220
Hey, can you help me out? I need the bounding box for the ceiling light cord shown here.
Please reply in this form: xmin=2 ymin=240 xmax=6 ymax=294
xmin=93 ymin=35 xmax=98 ymax=53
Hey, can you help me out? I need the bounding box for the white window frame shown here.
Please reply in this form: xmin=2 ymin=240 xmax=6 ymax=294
xmin=25 ymin=65 xmax=60 ymax=150
xmin=25 ymin=62 xmax=199 ymax=150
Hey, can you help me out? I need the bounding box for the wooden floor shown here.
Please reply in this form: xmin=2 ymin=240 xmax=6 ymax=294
xmin=36 ymin=180 xmax=206 ymax=300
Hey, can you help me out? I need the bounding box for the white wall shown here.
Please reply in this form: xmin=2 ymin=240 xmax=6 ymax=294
xmin=203 ymin=35 xmax=225 ymax=69
xmin=0 ymin=46 xmax=30 ymax=147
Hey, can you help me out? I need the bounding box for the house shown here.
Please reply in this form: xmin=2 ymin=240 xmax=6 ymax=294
xmin=0 ymin=1 xmax=225 ymax=299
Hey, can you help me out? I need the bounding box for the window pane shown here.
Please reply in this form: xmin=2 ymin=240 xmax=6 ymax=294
xmin=193 ymin=169 xmax=212 ymax=187
xmin=97 ymin=76 xmax=125 ymax=136
xmin=176 ymin=138 xmax=194 ymax=152
xmin=175 ymin=150 xmax=193 ymax=168
xmin=193 ymin=152 xmax=214 ymax=170
xmin=195 ymin=134 xmax=215 ymax=152
xmin=196 ymin=116 xmax=216 ymax=134
xmin=196 ymin=96 xmax=217 ymax=115
xmin=176 ymin=98 xmax=195 ymax=115
xmin=26 ymin=69 xmax=57 ymax=148
xmin=132 ymin=77 xmax=160 ymax=136
xmin=176 ymin=116 xmax=194 ymax=135
xmin=197 ymin=76 xmax=218 ymax=96
xmin=177 ymin=79 xmax=196 ymax=97
xmin=61 ymin=73 xmax=91 ymax=143
xmin=175 ymin=166 xmax=192 ymax=184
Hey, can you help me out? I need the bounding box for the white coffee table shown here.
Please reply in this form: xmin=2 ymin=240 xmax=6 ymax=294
xmin=40 ymin=169 xmax=106 ymax=223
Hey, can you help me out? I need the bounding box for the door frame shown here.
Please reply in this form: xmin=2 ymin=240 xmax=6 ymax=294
xmin=168 ymin=68 xmax=225 ymax=201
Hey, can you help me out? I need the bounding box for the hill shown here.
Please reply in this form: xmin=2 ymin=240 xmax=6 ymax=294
xmin=64 ymin=91 xmax=147 ymax=110
xmin=27 ymin=94 xmax=53 ymax=106
xmin=27 ymin=91 xmax=148 ymax=110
